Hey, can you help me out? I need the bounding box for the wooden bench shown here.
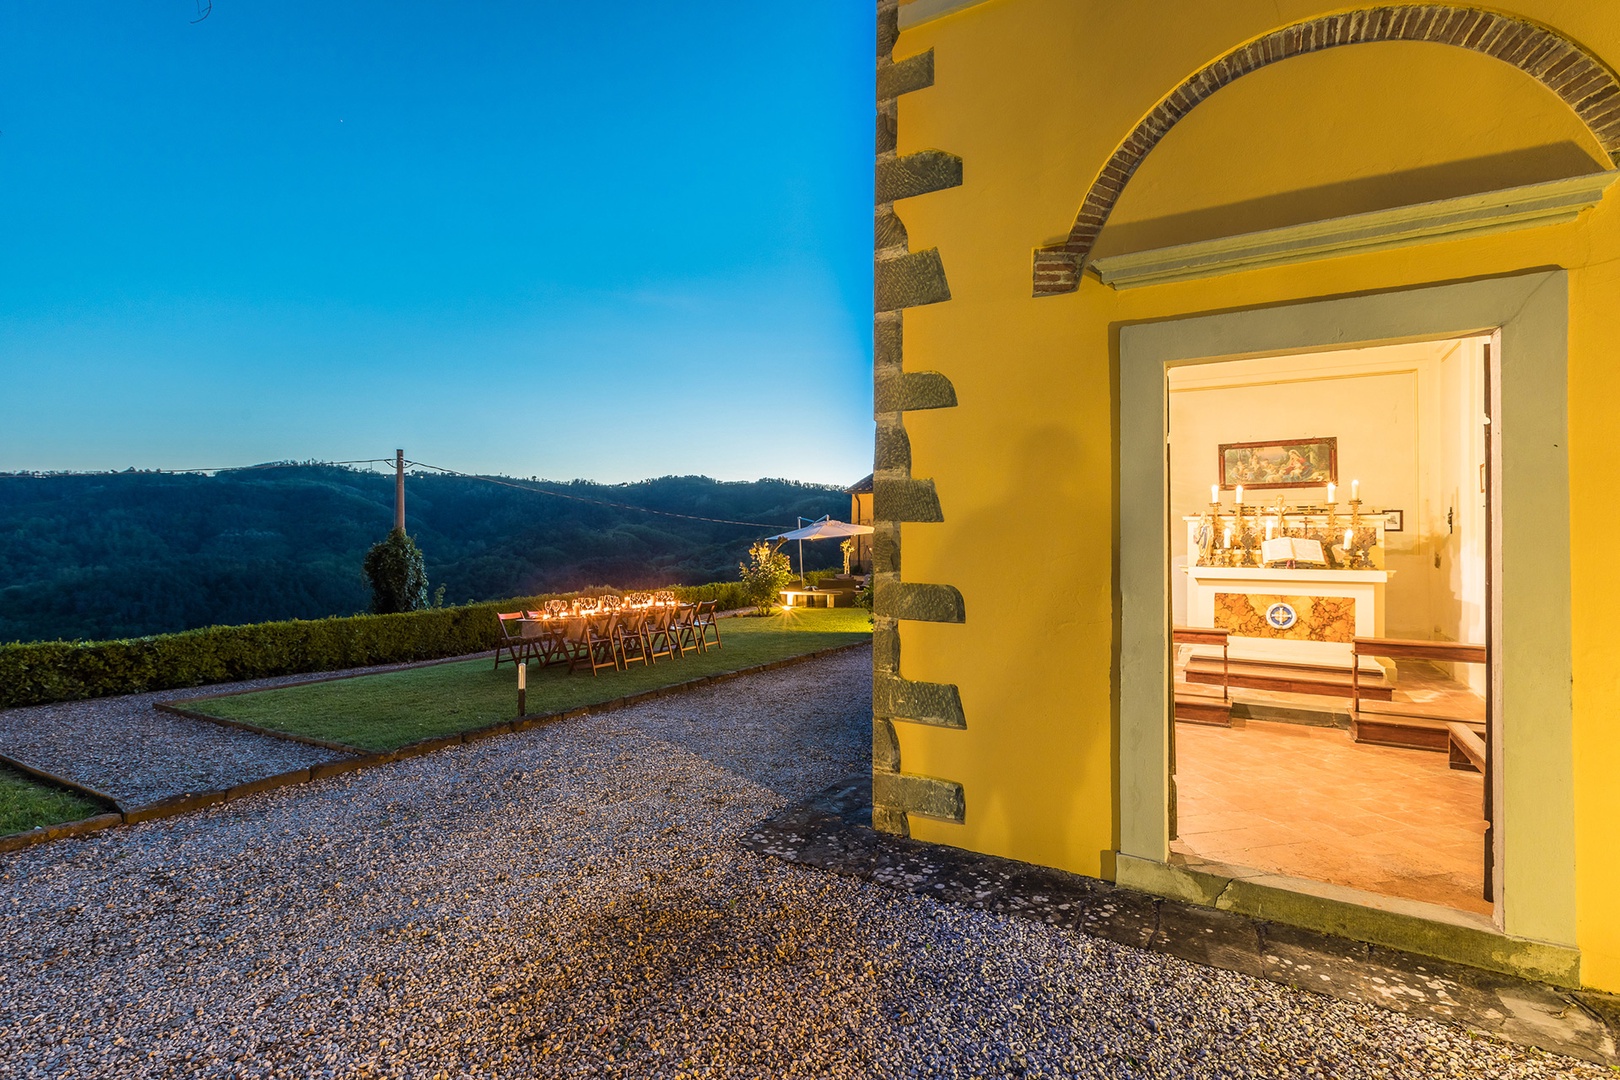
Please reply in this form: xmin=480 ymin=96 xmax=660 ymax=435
xmin=1172 ymin=626 xmax=1232 ymax=726
xmin=1351 ymin=637 xmax=1486 ymax=749
xmin=1446 ymin=721 xmax=1488 ymax=773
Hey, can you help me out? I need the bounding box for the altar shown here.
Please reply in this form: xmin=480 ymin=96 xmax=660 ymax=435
xmin=1182 ymin=565 xmax=1389 ymax=674
xmin=1180 ymin=508 xmax=1393 ymax=678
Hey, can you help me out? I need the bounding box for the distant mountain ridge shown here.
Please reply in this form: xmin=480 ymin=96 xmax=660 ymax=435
xmin=0 ymin=466 xmax=854 ymax=643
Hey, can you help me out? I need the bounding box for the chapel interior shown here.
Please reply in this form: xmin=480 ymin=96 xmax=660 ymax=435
xmin=1166 ymin=336 xmax=1493 ymax=918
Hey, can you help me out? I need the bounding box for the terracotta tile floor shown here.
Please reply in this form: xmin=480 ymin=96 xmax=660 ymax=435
xmin=1174 ymin=718 xmax=1491 ymax=916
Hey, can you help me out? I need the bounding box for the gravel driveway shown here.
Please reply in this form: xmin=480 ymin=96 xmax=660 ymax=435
xmin=0 ymin=647 xmax=1598 ymax=1078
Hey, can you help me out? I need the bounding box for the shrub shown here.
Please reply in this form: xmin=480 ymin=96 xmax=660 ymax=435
xmin=0 ymin=577 xmax=757 ymax=709
xmin=363 ymin=529 xmax=429 ymax=614
xmin=738 ymin=542 xmax=794 ymax=615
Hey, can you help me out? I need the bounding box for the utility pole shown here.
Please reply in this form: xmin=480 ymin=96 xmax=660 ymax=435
xmin=394 ymin=449 xmax=406 ymax=533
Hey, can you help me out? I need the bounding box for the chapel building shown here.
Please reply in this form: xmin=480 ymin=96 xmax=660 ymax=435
xmin=871 ymin=0 xmax=1620 ymax=994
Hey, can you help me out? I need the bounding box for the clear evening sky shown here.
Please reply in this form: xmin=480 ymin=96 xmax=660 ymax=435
xmin=0 ymin=3 xmax=874 ymax=485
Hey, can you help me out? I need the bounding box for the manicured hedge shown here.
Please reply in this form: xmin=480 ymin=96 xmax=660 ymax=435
xmin=0 ymin=581 xmax=752 ymax=709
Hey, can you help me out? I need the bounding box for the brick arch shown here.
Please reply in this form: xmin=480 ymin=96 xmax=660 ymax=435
xmin=1033 ymin=6 xmax=1620 ymax=295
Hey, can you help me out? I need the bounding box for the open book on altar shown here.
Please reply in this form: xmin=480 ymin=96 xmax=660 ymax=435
xmin=1262 ymin=536 xmax=1326 ymax=567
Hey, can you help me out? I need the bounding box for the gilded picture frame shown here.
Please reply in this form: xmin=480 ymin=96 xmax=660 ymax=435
xmin=1217 ymin=437 xmax=1337 ymax=490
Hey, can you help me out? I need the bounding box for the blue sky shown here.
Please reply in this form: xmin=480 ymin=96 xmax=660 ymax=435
xmin=0 ymin=2 xmax=874 ymax=485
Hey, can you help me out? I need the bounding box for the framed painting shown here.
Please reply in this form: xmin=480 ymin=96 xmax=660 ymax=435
xmin=1218 ymin=437 xmax=1337 ymax=490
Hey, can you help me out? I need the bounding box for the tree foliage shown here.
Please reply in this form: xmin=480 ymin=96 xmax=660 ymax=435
xmin=362 ymin=529 xmax=429 ymax=614
xmin=738 ymin=541 xmax=794 ymax=615
xmin=0 ymin=467 xmax=852 ymax=643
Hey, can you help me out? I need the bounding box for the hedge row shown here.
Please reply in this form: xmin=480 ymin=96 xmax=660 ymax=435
xmin=0 ymin=580 xmax=753 ymax=710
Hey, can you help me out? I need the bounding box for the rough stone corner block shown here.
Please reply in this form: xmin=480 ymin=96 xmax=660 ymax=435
xmin=873 ymin=718 xmax=901 ymax=772
xmin=872 ymin=802 xmax=910 ymax=837
xmin=875 ymin=672 xmax=966 ymax=728
xmin=875 ymin=371 xmax=957 ymax=413
xmin=875 ymin=150 xmax=964 ymax=203
xmin=872 ymin=769 xmax=966 ymax=824
xmin=876 ymin=249 xmax=951 ymax=313
xmin=877 ymin=49 xmax=935 ymax=101
xmin=878 ymin=581 xmax=966 ymax=624
xmin=874 ymin=475 xmax=944 ymax=522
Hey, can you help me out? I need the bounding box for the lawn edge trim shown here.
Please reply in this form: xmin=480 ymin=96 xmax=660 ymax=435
xmin=2 ymin=638 xmax=873 ymax=855
xmin=152 ymin=702 xmax=366 ymax=756
xmin=0 ymin=751 xmax=122 ymax=813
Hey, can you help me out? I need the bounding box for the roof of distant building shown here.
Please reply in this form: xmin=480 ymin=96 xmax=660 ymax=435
xmin=848 ymin=474 xmax=873 ymax=494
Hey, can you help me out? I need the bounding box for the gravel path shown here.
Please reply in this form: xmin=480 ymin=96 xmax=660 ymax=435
xmin=0 ymin=659 xmax=464 ymax=807
xmin=0 ymin=647 xmax=1599 ymax=1078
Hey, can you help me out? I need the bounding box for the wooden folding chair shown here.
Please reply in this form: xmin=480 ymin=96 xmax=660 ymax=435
xmin=670 ymin=602 xmax=703 ymax=657
xmin=615 ymin=609 xmax=651 ymax=669
xmin=494 ymin=612 xmax=535 ymax=671
xmin=644 ymin=604 xmax=676 ymax=663
xmin=581 ymin=611 xmax=621 ymax=676
xmin=694 ymin=599 xmax=721 ymax=651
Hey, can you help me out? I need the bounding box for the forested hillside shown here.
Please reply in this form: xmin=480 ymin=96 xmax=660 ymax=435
xmin=0 ymin=467 xmax=853 ymax=643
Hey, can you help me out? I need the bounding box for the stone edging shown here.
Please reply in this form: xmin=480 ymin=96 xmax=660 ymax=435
xmin=745 ymin=775 xmax=1620 ymax=1065
xmin=0 ymin=639 xmax=874 ymax=856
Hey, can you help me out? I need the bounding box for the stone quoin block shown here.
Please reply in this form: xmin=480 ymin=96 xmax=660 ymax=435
xmin=875 ymin=371 xmax=957 ymax=413
xmin=877 ymin=581 xmax=966 ymax=624
xmin=875 ymin=150 xmax=964 ymax=203
xmin=874 ymin=419 xmax=912 ymax=472
xmin=873 ymin=717 xmax=901 ymax=771
xmin=873 ymin=528 xmax=900 ymax=575
xmin=872 ymin=618 xmax=900 ymax=672
xmin=877 ymin=49 xmax=934 ymax=101
xmin=874 ymin=672 xmax=966 ymax=728
xmin=873 ymin=475 xmax=944 ymax=522
xmin=871 ymin=769 xmax=966 ymax=823
xmin=874 ymin=207 xmax=908 ymax=252
xmin=876 ymin=248 xmax=952 ymax=312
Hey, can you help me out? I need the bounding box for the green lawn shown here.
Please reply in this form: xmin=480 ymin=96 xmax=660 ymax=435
xmin=193 ymin=608 xmax=872 ymax=753
xmin=0 ymin=764 xmax=102 ymax=835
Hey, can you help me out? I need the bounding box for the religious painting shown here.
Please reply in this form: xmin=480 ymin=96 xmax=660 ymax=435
xmin=1217 ymin=437 xmax=1337 ymax=490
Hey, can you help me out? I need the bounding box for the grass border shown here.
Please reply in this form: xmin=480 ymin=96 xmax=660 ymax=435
xmin=0 ymin=638 xmax=873 ymax=855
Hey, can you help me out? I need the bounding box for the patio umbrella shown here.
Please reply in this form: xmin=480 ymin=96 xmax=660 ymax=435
xmin=766 ymin=516 xmax=875 ymax=586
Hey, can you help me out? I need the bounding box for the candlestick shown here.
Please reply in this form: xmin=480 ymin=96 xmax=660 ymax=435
xmin=1343 ymin=527 xmax=1353 ymax=550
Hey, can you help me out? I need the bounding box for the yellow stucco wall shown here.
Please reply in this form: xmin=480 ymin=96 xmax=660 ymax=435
xmin=887 ymin=0 xmax=1620 ymax=989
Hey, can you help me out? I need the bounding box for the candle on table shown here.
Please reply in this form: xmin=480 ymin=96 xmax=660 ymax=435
xmin=1210 ymin=484 xmax=1219 ymax=503
xmin=1224 ymin=525 xmax=1232 ymax=547
xmin=1327 ymin=482 xmax=1336 ymax=503
xmin=1235 ymin=485 xmax=1244 ymax=505
xmin=1351 ymin=479 xmax=1359 ymax=500
xmin=1344 ymin=528 xmax=1353 ymax=550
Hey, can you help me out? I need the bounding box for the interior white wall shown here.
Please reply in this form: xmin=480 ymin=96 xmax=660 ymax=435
xmin=1167 ymin=339 xmax=1486 ymax=650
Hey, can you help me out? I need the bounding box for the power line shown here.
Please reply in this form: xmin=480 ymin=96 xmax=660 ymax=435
xmin=405 ymin=459 xmax=787 ymax=530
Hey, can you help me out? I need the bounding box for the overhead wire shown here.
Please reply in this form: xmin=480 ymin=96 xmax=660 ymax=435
xmin=404 ymin=459 xmax=788 ymax=530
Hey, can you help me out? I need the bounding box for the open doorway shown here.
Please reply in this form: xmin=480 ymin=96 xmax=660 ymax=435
xmin=1165 ymin=335 xmax=1495 ymax=918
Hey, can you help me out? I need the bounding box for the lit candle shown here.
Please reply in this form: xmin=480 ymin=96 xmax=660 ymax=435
xmin=1224 ymin=525 xmax=1232 ymax=547
xmin=1210 ymin=484 xmax=1219 ymax=504
xmin=1351 ymin=479 xmax=1359 ymax=500
xmin=1344 ymin=528 xmax=1353 ymax=550
xmin=1327 ymin=482 xmax=1336 ymax=504
xmin=1235 ymin=485 xmax=1244 ymax=505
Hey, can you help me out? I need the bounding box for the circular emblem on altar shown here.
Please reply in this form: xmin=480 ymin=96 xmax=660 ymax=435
xmin=1265 ymin=602 xmax=1298 ymax=630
